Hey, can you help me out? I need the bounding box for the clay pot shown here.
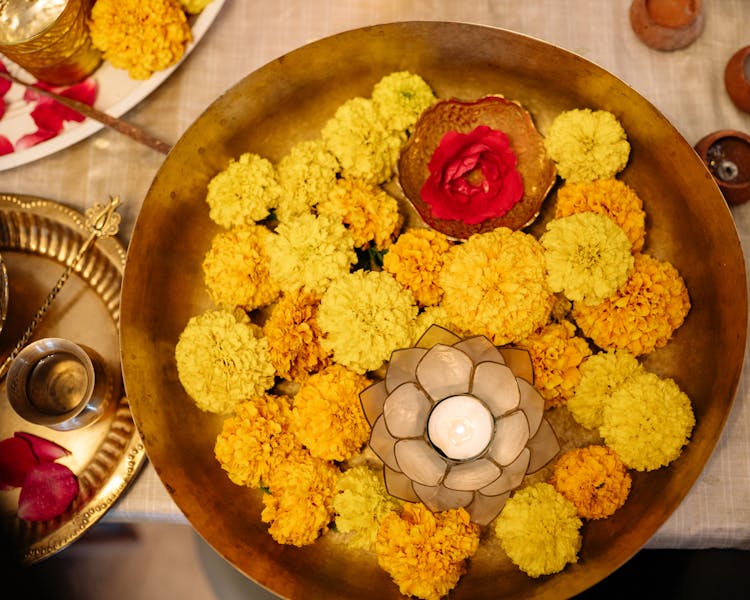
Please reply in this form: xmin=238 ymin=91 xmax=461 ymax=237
xmin=725 ymin=45 xmax=750 ymax=114
xmin=630 ymin=0 xmax=704 ymax=51
xmin=694 ymin=130 xmax=750 ymax=206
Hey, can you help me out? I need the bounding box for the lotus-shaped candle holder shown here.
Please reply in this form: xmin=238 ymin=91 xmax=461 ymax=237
xmin=360 ymin=325 xmax=560 ymax=525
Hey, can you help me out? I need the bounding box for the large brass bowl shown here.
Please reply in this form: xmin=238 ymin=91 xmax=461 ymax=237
xmin=120 ymin=22 xmax=747 ymax=599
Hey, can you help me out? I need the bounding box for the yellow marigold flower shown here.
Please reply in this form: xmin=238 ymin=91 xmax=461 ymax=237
xmin=371 ymin=71 xmax=437 ymax=132
xmin=572 ymin=253 xmax=690 ymax=356
xmin=439 ymin=228 xmax=554 ymax=345
xmin=205 ymin=152 xmax=281 ymax=228
xmin=317 ymin=177 xmax=403 ymax=249
xmin=321 ymin=97 xmax=405 ymax=185
xmin=214 ymin=394 xmax=297 ymax=488
xmin=568 ymin=350 xmax=643 ymax=430
xmin=333 ymin=466 xmax=401 ymax=551
xmin=376 ymin=504 xmax=480 ymax=600
xmin=261 ymin=451 xmax=340 ymax=546
xmin=291 ymin=364 xmax=372 ymax=461
xmin=555 ymin=178 xmax=647 ymax=252
xmin=541 ymin=212 xmax=634 ymax=306
xmin=264 ymin=212 xmax=356 ymax=294
xmin=601 ymin=371 xmax=695 ymax=471
xmin=383 ymin=228 xmax=452 ymax=307
xmin=494 ymin=483 xmax=582 ymax=578
xmin=174 ymin=309 xmax=275 ymax=414
xmin=89 ymin=0 xmax=192 ymax=80
xmin=550 ymin=445 xmax=632 ymax=520
xmin=519 ymin=320 xmax=592 ymax=409
xmin=202 ymin=225 xmax=280 ymax=311
xmin=276 ymin=139 xmax=340 ymax=221
xmin=544 ymin=108 xmax=630 ymax=183
xmin=263 ymin=289 xmax=331 ymax=382
xmin=318 ymin=270 xmax=419 ymax=374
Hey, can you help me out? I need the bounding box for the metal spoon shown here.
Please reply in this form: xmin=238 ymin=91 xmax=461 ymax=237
xmin=0 ymin=195 xmax=122 ymax=381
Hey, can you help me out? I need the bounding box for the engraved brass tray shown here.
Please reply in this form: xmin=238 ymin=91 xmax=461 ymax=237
xmin=0 ymin=194 xmax=146 ymax=564
xmin=120 ymin=22 xmax=747 ymax=599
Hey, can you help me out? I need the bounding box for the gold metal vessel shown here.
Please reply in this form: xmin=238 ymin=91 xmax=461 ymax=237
xmin=120 ymin=22 xmax=747 ymax=599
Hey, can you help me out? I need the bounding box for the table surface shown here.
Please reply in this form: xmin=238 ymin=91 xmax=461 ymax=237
xmin=2 ymin=0 xmax=749 ymax=551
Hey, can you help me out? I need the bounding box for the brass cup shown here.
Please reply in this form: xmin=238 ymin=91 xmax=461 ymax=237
xmin=0 ymin=0 xmax=101 ymax=85
xmin=6 ymin=337 xmax=115 ymax=431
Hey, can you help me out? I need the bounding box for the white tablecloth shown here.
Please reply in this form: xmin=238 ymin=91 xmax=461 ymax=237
xmin=2 ymin=0 xmax=749 ymax=550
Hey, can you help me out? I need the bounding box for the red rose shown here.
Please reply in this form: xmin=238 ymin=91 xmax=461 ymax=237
xmin=420 ymin=125 xmax=524 ymax=225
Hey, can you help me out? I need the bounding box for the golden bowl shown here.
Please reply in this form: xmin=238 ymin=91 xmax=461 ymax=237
xmin=120 ymin=22 xmax=747 ymax=599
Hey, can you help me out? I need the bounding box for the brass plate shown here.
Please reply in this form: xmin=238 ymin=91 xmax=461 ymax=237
xmin=0 ymin=194 xmax=146 ymax=564
xmin=120 ymin=22 xmax=747 ymax=599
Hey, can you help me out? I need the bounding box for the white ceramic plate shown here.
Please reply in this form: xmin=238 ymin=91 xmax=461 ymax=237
xmin=0 ymin=0 xmax=225 ymax=172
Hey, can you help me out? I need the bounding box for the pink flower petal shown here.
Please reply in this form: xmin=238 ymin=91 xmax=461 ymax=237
xmin=15 ymin=128 xmax=58 ymax=150
xmin=0 ymin=134 xmax=12 ymax=156
xmin=17 ymin=462 xmax=79 ymax=522
xmin=14 ymin=431 xmax=70 ymax=463
xmin=0 ymin=437 xmax=39 ymax=490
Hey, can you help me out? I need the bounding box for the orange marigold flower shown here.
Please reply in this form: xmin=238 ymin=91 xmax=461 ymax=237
xmin=263 ymin=289 xmax=331 ymax=381
xmin=519 ymin=320 xmax=592 ymax=408
xmin=439 ymin=228 xmax=554 ymax=345
xmin=214 ymin=394 xmax=298 ymax=488
xmin=375 ymin=503 xmax=480 ymax=600
xmin=555 ymin=178 xmax=646 ymax=252
xmin=291 ymin=364 xmax=372 ymax=461
xmin=202 ymin=225 xmax=280 ymax=311
xmin=317 ymin=177 xmax=403 ymax=249
xmin=261 ymin=451 xmax=340 ymax=546
xmin=550 ymin=445 xmax=632 ymax=519
xmin=89 ymin=0 xmax=192 ymax=80
xmin=572 ymin=253 xmax=690 ymax=356
xmin=382 ymin=228 xmax=452 ymax=307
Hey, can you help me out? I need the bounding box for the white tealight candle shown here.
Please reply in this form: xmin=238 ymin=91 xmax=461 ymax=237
xmin=427 ymin=395 xmax=494 ymax=461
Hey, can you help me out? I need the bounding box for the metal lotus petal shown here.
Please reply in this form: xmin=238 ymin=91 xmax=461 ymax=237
xmin=416 ymin=344 xmax=473 ymax=400
xmin=480 ymin=448 xmax=530 ymax=496
xmin=415 ymin=324 xmax=462 ymax=349
xmin=360 ymin=380 xmax=387 ymax=426
xmin=443 ymin=458 xmax=502 ymax=492
xmin=466 ymin=490 xmax=511 ymax=526
xmin=412 ymin=481 xmax=474 ymax=512
xmin=487 ymin=410 xmax=529 ymax=466
xmin=471 ymin=362 xmax=520 ymax=417
xmin=499 ymin=347 xmax=534 ymax=384
xmin=518 ymin=377 xmax=544 ymax=436
xmin=453 ymin=335 xmax=505 ymax=365
xmin=526 ymin=418 xmax=560 ymax=473
xmin=370 ymin=415 xmax=400 ymax=471
xmin=383 ymin=382 xmax=432 ymax=438
xmin=385 ymin=347 xmax=427 ymax=393
xmin=394 ymin=439 xmax=447 ymax=487
xmin=383 ymin=465 xmax=419 ymax=502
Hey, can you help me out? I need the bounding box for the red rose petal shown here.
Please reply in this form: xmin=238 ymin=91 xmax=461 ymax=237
xmin=0 ymin=437 xmax=39 ymax=490
xmin=0 ymin=98 xmax=6 ymax=120
xmin=61 ymin=78 xmax=97 ymax=107
xmin=15 ymin=128 xmax=58 ymax=150
xmin=30 ymin=101 xmax=65 ymax=133
xmin=0 ymin=62 xmax=11 ymax=97
xmin=17 ymin=462 xmax=79 ymax=522
xmin=14 ymin=431 xmax=70 ymax=463
xmin=0 ymin=134 xmax=12 ymax=155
